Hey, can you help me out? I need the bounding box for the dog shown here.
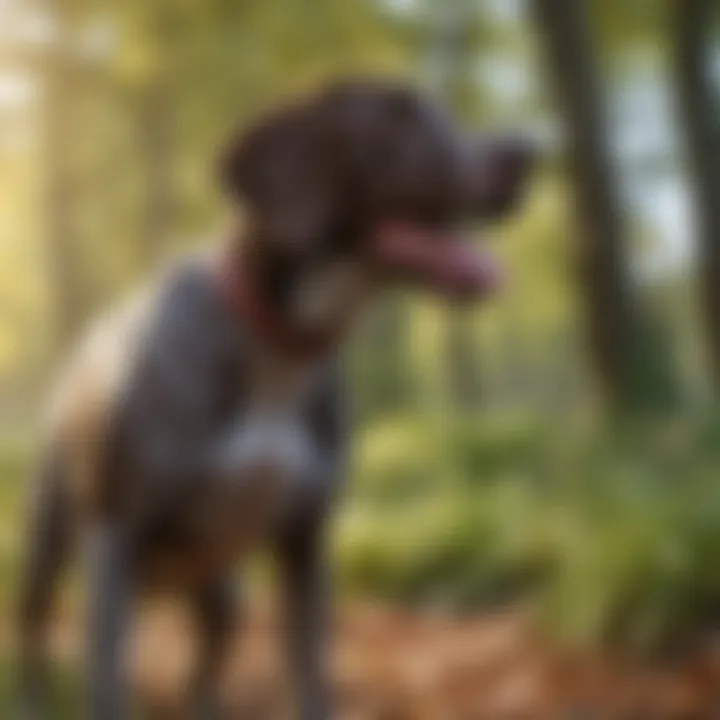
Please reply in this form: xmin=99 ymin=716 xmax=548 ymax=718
xmin=17 ymin=78 xmax=534 ymax=719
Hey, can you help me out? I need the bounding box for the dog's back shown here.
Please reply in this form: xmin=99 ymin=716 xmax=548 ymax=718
xmin=46 ymin=285 xmax=157 ymax=513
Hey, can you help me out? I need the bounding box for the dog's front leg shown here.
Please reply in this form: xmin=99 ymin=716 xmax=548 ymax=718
xmin=278 ymin=521 xmax=330 ymax=720
xmin=188 ymin=576 xmax=239 ymax=720
xmin=85 ymin=524 xmax=132 ymax=720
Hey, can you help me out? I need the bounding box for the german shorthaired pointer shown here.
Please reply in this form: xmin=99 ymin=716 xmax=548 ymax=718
xmin=18 ymin=78 xmax=533 ymax=720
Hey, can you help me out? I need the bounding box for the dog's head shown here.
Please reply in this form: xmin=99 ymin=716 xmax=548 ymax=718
xmin=219 ymin=79 xmax=534 ymax=333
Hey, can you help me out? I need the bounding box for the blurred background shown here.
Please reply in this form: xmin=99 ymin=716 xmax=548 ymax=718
xmin=2 ymin=0 xmax=720 ymax=716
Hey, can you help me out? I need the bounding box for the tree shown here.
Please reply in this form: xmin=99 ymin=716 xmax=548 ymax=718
xmin=532 ymin=0 xmax=637 ymax=407
xmin=135 ymin=1 xmax=178 ymax=268
xmin=427 ymin=0 xmax=485 ymax=412
xmin=673 ymin=0 xmax=720 ymax=387
xmin=42 ymin=0 xmax=84 ymax=351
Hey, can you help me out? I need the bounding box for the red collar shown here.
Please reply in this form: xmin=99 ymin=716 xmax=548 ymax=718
xmin=212 ymin=249 xmax=342 ymax=361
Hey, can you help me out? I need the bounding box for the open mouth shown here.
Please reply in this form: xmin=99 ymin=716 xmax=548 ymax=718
xmin=370 ymin=220 xmax=504 ymax=301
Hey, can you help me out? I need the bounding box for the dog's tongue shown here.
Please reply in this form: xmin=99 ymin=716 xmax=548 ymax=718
xmin=371 ymin=221 xmax=503 ymax=300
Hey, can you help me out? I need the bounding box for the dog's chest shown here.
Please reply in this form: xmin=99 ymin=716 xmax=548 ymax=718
xmin=187 ymin=359 xmax=322 ymax=557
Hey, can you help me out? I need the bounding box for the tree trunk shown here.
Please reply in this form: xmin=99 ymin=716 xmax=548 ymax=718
xmin=444 ymin=308 xmax=483 ymax=410
xmin=138 ymin=6 xmax=176 ymax=269
xmin=532 ymin=0 xmax=635 ymax=406
xmin=430 ymin=0 xmax=484 ymax=413
xmin=42 ymin=0 xmax=83 ymax=351
xmin=357 ymin=296 xmax=415 ymax=420
xmin=138 ymin=77 xmax=175 ymax=268
xmin=673 ymin=0 xmax=720 ymax=387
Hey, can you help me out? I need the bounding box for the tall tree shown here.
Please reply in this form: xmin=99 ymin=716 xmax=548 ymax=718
xmin=427 ymin=0 xmax=484 ymax=412
xmin=131 ymin=0 xmax=179 ymax=268
xmin=42 ymin=0 xmax=84 ymax=350
xmin=673 ymin=0 xmax=720 ymax=387
xmin=532 ymin=0 xmax=637 ymax=407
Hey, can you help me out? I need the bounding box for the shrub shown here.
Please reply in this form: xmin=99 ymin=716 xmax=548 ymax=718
xmin=339 ymin=411 xmax=720 ymax=653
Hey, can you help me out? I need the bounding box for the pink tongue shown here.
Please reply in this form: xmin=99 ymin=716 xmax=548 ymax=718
xmin=371 ymin=221 xmax=504 ymax=300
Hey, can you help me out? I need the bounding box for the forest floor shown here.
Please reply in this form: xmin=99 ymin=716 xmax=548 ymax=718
xmin=18 ymin=600 xmax=720 ymax=719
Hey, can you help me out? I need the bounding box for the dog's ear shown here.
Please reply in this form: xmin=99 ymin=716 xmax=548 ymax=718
xmin=219 ymin=103 xmax=336 ymax=252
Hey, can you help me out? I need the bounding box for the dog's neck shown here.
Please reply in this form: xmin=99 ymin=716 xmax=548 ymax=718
xmin=216 ymin=234 xmax=366 ymax=361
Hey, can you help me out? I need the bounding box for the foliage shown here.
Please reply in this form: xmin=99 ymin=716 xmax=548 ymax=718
xmin=337 ymin=411 xmax=720 ymax=654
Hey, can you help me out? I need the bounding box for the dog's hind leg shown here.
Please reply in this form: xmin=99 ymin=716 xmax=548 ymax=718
xmin=187 ymin=576 xmax=240 ymax=720
xmin=17 ymin=450 xmax=73 ymax=718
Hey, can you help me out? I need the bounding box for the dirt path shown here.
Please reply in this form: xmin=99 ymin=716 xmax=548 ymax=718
xmin=23 ymin=602 xmax=720 ymax=718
